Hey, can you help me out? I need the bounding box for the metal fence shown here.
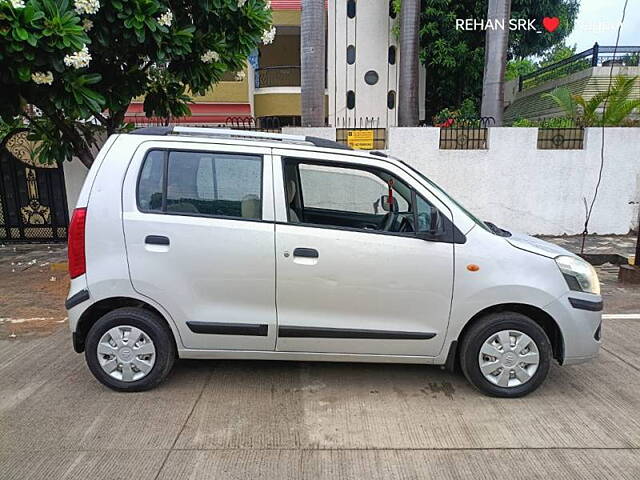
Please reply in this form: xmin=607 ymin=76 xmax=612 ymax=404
xmin=334 ymin=117 xmax=386 ymax=149
xmin=254 ymin=66 xmax=301 ymax=88
xmin=537 ymin=128 xmax=585 ymax=150
xmin=224 ymin=116 xmax=282 ymax=132
xmin=438 ymin=118 xmax=494 ymax=150
xmin=519 ymin=44 xmax=640 ymax=91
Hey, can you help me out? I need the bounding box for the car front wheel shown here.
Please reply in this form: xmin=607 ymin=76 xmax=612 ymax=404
xmin=459 ymin=312 xmax=552 ymax=397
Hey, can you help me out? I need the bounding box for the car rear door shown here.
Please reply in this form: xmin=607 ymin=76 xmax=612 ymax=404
xmin=121 ymin=140 xmax=277 ymax=351
xmin=272 ymin=149 xmax=455 ymax=357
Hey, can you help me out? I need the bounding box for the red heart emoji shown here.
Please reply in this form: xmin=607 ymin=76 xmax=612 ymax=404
xmin=542 ymin=17 xmax=560 ymax=33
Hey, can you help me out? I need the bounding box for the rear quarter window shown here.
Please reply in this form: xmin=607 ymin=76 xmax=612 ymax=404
xmin=137 ymin=149 xmax=263 ymax=220
xmin=137 ymin=150 xmax=165 ymax=212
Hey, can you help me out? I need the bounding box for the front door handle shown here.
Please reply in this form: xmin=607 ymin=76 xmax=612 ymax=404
xmin=145 ymin=235 xmax=170 ymax=246
xmin=293 ymin=247 xmax=319 ymax=258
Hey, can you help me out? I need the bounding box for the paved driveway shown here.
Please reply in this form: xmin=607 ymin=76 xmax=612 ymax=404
xmin=1 ymin=318 xmax=639 ymax=479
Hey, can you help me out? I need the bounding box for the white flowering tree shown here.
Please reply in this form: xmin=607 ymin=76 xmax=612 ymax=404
xmin=0 ymin=0 xmax=273 ymax=167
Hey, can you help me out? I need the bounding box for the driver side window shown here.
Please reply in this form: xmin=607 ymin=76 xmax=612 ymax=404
xmin=285 ymin=159 xmax=440 ymax=236
xmin=298 ymin=163 xmax=409 ymax=214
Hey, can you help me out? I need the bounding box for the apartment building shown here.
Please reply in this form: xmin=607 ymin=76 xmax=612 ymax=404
xmin=125 ymin=0 xmax=426 ymax=129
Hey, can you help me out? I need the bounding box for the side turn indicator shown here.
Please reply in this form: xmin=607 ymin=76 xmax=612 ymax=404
xmin=467 ymin=264 xmax=480 ymax=272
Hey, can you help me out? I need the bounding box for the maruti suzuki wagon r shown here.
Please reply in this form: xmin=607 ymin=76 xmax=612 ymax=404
xmin=65 ymin=126 xmax=602 ymax=397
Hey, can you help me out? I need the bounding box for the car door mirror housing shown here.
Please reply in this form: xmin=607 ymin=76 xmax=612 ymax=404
xmin=379 ymin=195 xmax=398 ymax=212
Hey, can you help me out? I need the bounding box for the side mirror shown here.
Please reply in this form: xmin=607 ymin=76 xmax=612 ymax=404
xmin=380 ymin=195 xmax=398 ymax=212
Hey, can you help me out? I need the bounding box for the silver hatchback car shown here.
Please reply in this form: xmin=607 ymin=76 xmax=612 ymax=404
xmin=65 ymin=127 xmax=602 ymax=397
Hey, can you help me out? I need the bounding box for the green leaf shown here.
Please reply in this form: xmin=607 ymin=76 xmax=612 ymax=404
xmin=14 ymin=27 xmax=29 ymax=41
xmin=17 ymin=65 xmax=31 ymax=81
xmin=82 ymin=73 xmax=102 ymax=85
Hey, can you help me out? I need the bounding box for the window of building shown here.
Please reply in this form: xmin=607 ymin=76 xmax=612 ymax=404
xmin=347 ymin=90 xmax=355 ymax=109
xmin=388 ymin=45 xmax=396 ymax=65
xmin=347 ymin=0 xmax=356 ymax=18
xmin=364 ymin=70 xmax=379 ymax=85
xmin=389 ymin=0 xmax=397 ymax=19
xmin=347 ymin=45 xmax=356 ymax=64
xmin=387 ymin=90 xmax=396 ymax=109
xmin=137 ymin=150 xmax=263 ymax=220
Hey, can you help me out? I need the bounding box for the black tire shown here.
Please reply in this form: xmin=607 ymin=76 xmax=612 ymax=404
xmin=85 ymin=307 xmax=176 ymax=392
xmin=459 ymin=312 xmax=552 ymax=398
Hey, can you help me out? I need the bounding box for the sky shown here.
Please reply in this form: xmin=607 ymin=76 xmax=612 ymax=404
xmin=565 ymin=0 xmax=640 ymax=51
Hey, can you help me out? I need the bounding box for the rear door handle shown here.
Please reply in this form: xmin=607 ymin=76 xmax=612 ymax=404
xmin=293 ymin=247 xmax=318 ymax=258
xmin=145 ymin=235 xmax=170 ymax=246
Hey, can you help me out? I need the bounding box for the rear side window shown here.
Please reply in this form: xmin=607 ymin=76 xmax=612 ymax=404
xmin=137 ymin=150 xmax=165 ymax=212
xmin=137 ymin=150 xmax=263 ymax=220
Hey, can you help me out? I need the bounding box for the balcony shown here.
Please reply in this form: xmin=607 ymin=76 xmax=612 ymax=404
xmin=254 ymin=65 xmax=301 ymax=88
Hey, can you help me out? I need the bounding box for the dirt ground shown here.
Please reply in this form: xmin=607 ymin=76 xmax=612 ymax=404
xmin=0 ymin=244 xmax=69 ymax=339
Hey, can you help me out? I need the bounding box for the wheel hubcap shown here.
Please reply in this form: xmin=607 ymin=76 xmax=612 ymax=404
xmin=478 ymin=329 xmax=539 ymax=388
xmin=97 ymin=325 xmax=156 ymax=382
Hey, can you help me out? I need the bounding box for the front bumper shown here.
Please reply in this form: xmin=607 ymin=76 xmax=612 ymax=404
xmin=545 ymin=292 xmax=602 ymax=365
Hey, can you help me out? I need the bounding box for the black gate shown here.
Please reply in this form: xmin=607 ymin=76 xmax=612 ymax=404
xmin=0 ymin=129 xmax=69 ymax=243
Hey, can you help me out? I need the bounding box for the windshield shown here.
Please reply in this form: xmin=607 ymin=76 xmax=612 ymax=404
xmin=394 ymin=157 xmax=492 ymax=233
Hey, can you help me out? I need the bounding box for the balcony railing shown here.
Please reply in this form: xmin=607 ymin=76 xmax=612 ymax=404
xmin=255 ymin=65 xmax=301 ymax=88
xmin=519 ymin=43 xmax=640 ymax=91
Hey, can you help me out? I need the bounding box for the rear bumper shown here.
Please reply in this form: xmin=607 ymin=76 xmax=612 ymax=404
xmin=545 ymin=293 xmax=602 ymax=365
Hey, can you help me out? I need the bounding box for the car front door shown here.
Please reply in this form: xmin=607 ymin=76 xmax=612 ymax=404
xmin=273 ymin=150 xmax=455 ymax=357
xmin=122 ymin=141 xmax=277 ymax=351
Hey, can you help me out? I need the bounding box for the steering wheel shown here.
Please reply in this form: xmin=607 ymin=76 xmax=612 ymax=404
xmin=398 ymin=214 xmax=414 ymax=233
xmin=380 ymin=212 xmax=399 ymax=232
xmin=381 ymin=213 xmax=415 ymax=233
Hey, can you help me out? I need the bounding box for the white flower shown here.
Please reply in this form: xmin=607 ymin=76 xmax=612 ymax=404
xmin=235 ymin=70 xmax=246 ymax=81
xmin=265 ymin=0 xmax=271 ymax=9
xmin=237 ymin=0 xmax=246 ymax=7
xmin=64 ymin=45 xmax=92 ymax=69
xmin=31 ymin=71 xmax=54 ymax=85
xmin=74 ymin=0 xmax=100 ymax=15
xmin=157 ymin=10 xmax=173 ymax=27
xmin=261 ymin=25 xmax=276 ymax=45
xmin=200 ymin=50 xmax=220 ymax=64
xmin=82 ymin=18 xmax=94 ymax=31
xmin=10 ymin=0 xmax=26 ymax=8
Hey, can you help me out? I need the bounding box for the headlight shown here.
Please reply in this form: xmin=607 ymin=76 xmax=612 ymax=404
xmin=555 ymin=255 xmax=600 ymax=295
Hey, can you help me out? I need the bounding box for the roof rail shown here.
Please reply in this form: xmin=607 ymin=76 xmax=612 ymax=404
xmin=130 ymin=125 xmax=351 ymax=150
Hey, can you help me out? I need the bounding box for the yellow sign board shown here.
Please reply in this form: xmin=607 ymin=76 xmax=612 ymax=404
xmin=347 ymin=130 xmax=374 ymax=150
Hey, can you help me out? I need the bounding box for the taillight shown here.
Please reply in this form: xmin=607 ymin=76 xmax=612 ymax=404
xmin=68 ymin=208 xmax=87 ymax=278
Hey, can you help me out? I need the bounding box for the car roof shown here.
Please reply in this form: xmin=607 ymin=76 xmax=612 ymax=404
xmin=124 ymin=126 xmax=390 ymax=162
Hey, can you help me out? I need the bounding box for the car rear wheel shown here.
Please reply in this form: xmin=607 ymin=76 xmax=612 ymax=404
xmin=459 ymin=312 xmax=552 ymax=397
xmin=85 ymin=307 xmax=175 ymax=392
